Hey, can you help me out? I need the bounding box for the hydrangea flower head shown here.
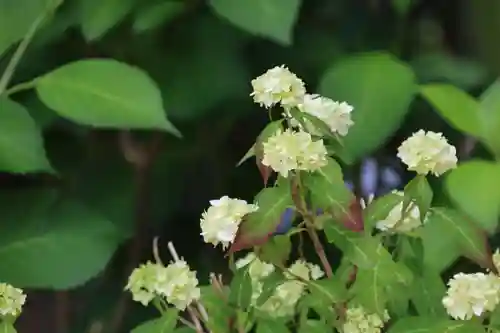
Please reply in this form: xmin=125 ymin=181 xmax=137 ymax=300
xmin=261 ymin=129 xmax=328 ymax=178
xmin=375 ymin=191 xmax=422 ymax=233
xmin=343 ymin=306 xmax=390 ymax=333
xmin=397 ymin=130 xmax=457 ymax=176
xmin=0 ymin=283 xmax=26 ymax=317
xmin=442 ymin=272 xmax=500 ymax=320
xmin=251 ymin=65 xmax=306 ymax=109
xmin=200 ymin=196 xmax=258 ymax=249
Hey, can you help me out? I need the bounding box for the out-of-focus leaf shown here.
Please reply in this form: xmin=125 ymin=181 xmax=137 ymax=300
xmin=79 ymin=0 xmax=134 ymax=41
xmin=133 ymin=1 xmax=185 ymax=33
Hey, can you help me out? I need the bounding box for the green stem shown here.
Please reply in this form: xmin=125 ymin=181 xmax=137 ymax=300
xmin=0 ymin=0 xmax=59 ymax=95
xmin=4 ymin=79 xmax=38 ymax=96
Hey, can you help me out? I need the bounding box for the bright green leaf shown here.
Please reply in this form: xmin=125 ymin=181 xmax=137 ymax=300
xmin=480 ymin=79 xmax=500 ymax=156
xmin=241 ymin=185 xmax=293 ymax=238
xmin=424 ymin=207 xmax=488 ymax=268
xmin=363 ymin=192 xmax=403 ymax=233
xmin=255 ymin=271 xmax=284 ymax=306
xmin=256 ymin=319 xmax=290 ymax=333
xmin=298 ymin=320 xmax=331 ymax=333
xmin=131 ymin=308 xmax=179 ymax=333
xmin=404 ymin=175 xmax=433 ymax=218
xmin=0 ymin=189 xmax=122 ymax=289
xmin=229 ymin=268 xmax=253 ymax=309
xmin=304 ymin=157 xmax=353 ymax=213
xmin=445 ymin=160 xmax=500 ymax=233
xmin=309 ymin=276 xmax=348 ymax=304
xmin=79 ymin=0 xmax=134 ymax=41
xmin=0 ymin=0 xmax=49 ymax=56
xmin=410 ymin=269 xmax=447 ymax=317
xmin=387 ymin=317 xmax=442 ymax=333
xmin=200 ymin=287 xmax=233 ymax=333
xmin=0 ymin=98 xmax=52 ymax=173
xmin=133 ymin=1 xmax=185 ymax=33
xmin=36 ymin=59 xmax=180 ymax=136
xmin=319 ymin=52 xmax=416 ymax=162
xmin=0 ymin=322 xmax=16 ymax=333
xmin=209 ymin=0 xmax=301 ymax=45
xmin=420 ymin=84 xmax=482 ymax=136
xmin=258 ymin=235 xmax=291 ymax=265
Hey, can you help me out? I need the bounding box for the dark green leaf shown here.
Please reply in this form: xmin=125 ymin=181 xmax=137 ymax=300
xmin=200 ymin=286 xmax=233 ymax=333
xmin=209 ymin=0 xmax=301 ymax=45
xmin=298 ymin=319 xmax=331 ymax=333
xmin=133 ymin=1 xmax=185 ymax=33
xmin=256 ymin=319 xmax=290 ymax=333
xmin=319 ymin=52 xmax=416 ymax=162
xmin=0 ymin=189 xmax=123 ymax=288
xmin=79 ymin=0 xmax=134 ymax=40
xmin=36 ymin=59 xmax=180 ymax=136
xmin=404 ymin=175 xmax=433 ymax=218
xmin=258 ymin=235 xmax=291 ymax=266
xmin=0 ymin=98 xmax=52 ymax=173
xmin=131 ymin=308 xmax=179 ymax=333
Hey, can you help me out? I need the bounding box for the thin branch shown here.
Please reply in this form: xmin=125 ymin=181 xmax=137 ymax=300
xmin=306 ymin=225 xmax=333 ymax=278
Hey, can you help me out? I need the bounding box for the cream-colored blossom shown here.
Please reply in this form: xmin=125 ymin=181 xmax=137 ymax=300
xmin=0 ymin=283 xmax=26 ymax=317
xmin=297 ymin=94 xmax=354 ymax=136
xmin=442 ymin=272 xmax=500 ymax=320
xmin=236 ymin=253 xmax=275 ymax=303
xmin=200 ymin=196 xmax=258 ymax=249
xmin=397 ymin=130 xmax=457 ymax=176
xmin=375 ymin=191 xmax=422 ymax=233
xmin=125 ymin=260 xmax=200 ymax=310
xmin=343 ymin=306 xmax=389 ymax=333
xmin=262 ymin=129 xmax=328 ymax=178
xmin=493 ymin=249 xmax=500 ymax=274
xmin=250 ymin=65 xmax=306 ymax=108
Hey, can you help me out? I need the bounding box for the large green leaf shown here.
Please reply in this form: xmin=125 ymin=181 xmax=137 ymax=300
xmin=0 ymin=189 xmax=123 ymax=289
xmin=445 ymin=160 xmax=500 ymax=233
xmin=131 ymin=309 xmax=179 ymax=333
xmin=133 ymin=1 xmax=185 ymax=33
xmin=35 ymin=59 xmax=180 ymax=135
xmin=0 ymin=322 xmax=16 ymax=333
xmin=0 ymin=98 xmax=52 ymax=173
xmin=480 ymin=79 xmax=500 ymax=157
xmin=208 ymin=0 xmax=301 ymax=45
xmin=79 ymin=0 xmax=134 ymax=41
xmin=410 ymin=269 xmax=448 ymax=318
xmin=423 ymin=207 xmax=489 ymax=269
xmin=0 ymin=0 xmax=50 ymax=56
xmin=256 ymin=320 xmax=290 ymax=333
xmin=420 ymin=84 xmax=482 ymax=136
xmin=319 ymin=52 xmax=416 ymax=162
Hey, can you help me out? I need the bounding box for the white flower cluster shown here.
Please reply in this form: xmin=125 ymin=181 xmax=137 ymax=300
xmin=250 ymin=66 xmax=354 ymax=178
xmin=343 ymin=306 xmax=390 ymax=333
xmin=236 ymin=253 xmax=323 ymax=317
xmin=397 ymin=130 xmax=457 ymax=176
xmin=375 ymin=191 xmax=422 ymax=233
xmin=125 ymin=260 xmax=200 ymax=311
xmin=200 ymin=196 xmax=258 ymax=249
xmin=261 ymin=129 xmax=328 ymax=178
xmin=442 ymin=272 xmax=500 ymax=320
xmin=0 ymin=283 xmax=26 ymax=317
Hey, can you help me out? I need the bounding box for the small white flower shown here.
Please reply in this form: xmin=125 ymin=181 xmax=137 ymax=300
xmin=397 ymin=130 xmax=457 ymax=176
xmin=161 ymin=260 xmax=201 ymax=311
xmin=442 ymin=272 xmax=500 ymax=320
xmin=493 ymin=249 xmax=500 ymax=274
xmin=250 ymin=65 xmax=306 ymax=109
xmin=375 ymin=191 xmax=422 ymax=233
xmin=0 ymin=283 xmax=26 ymax=317
xmin=343 ymin=306 xmax=389 ymax=333
xmin=125 ymin=261 xmax=165 ymax=306
xmin=236 ymin=253 xmax=275 ymax=303
xmin=200 ymin=196 xmax=258 ymax=249
xmin=262 ymin=129 xmax=328 ymax=178
xmin=297 ymin=94 xmax=354 ymax=136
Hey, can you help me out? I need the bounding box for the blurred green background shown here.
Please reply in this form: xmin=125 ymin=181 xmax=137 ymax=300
xmin=2 ymin=0 xmax=500 ymax=332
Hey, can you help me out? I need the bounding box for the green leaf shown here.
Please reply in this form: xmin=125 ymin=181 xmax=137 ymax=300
xmin=392 ymin=0 xmax=413 ymax=16
xmin=420 ymin=84 xmax=482 ymax=136
xmin=410 ymin=269 xmax=448 ymax=317
xmin=229 ymin=268 xmax=253 ymax=309
xmin=424 ymin=207 xmax=489 ymax=268
xmin=0 ymin=98 xmax=52 ymax=173
xmin=445 ymin=160 xmax=500 ymax=233
xmin=208 ymin=0 xmax=301 ymax=45
xmin=255 ymin=271 xmax=284 ymax=306
xmin=479 ymin=79 xmax=500 ymax=156
xmin=256 ymin=319 xmax=290 ymax=333
xmin=363 ymin=192 xmax=403 ymax=233
xmin=0 ymin=322 xmax=16 ymax=333
xmin=255 ymin=120 xmax=284 ymax=160
xmin=304 ymin=157 xmax=353 ymax=213
xmin=309 ymin=276 xmax=348 ymax=304
xmin=319 ymin=52 xmax=416 ymax=162
xmin=0 ymin=0 xmax=49 ymax=56
xmin=200 ymin=287 xmax=233 ymax=333
xmin=0 ymin=189 xmax=123 ymax=289
xmin=432 ymin=320 xmax=485 ymax=333
xmin=387 ymin=317 xmax=442 ymax=333
xmin=404 ymin=175 xmax=433 ymax=218
xmin=131 ymin=308 xmax=179 ymax=333
xmin=258 ymin=235 xmax=291 ymax=265
xmin=298 ymin=320 xmax=331 ymax=333
xmin=133 ymin=1 xmax=185 ymax=33
xmin=324 ymin=223 xmax=379 ymax=269
xmin=35 ymin=59 xmax=180 ymax=136
xmin=79 ymin=0 xmax=134 ymax=41
xmin=241 ymin=185 xmax=293 ymax=238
